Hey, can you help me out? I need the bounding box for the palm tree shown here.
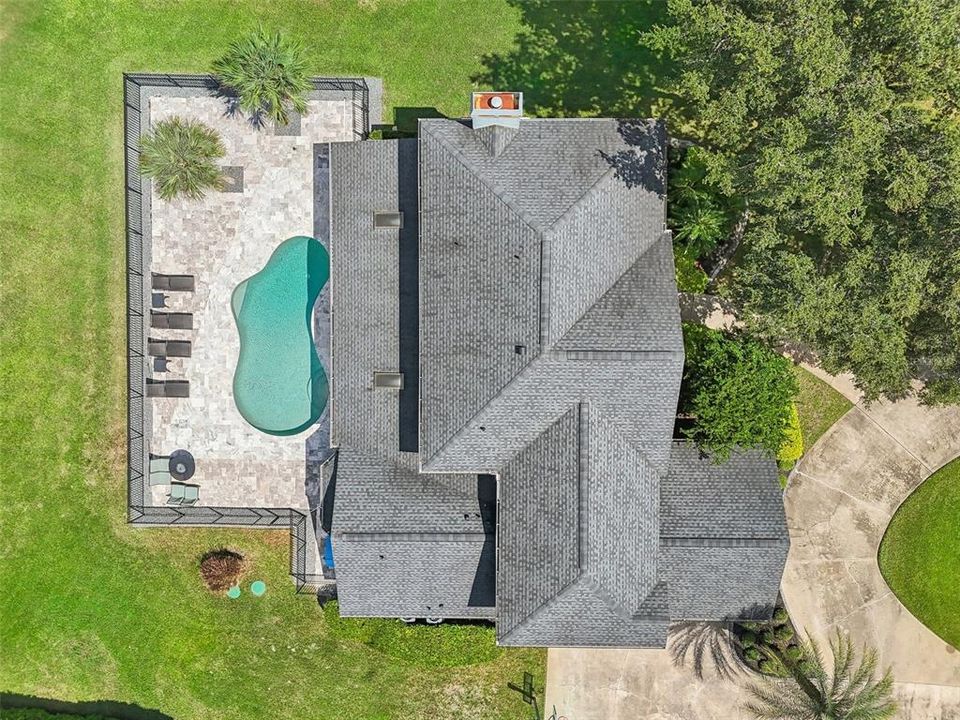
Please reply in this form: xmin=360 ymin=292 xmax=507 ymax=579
xmin=673 ymin=193 xmax=729 ymax=259
xmin=745 ymin=631 xmax=897 ymax=720
xmin=139 ymin=117 xmax=225 ymax=200
xmin=212 ymin=27 xmax=311 ymax=126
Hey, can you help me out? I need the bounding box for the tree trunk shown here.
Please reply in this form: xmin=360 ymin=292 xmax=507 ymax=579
xmin=706 ymin=206 xmax=750 ymax=285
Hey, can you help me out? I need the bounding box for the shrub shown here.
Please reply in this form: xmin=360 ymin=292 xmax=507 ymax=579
xmin=674 ymin=247 xmax=709 ymax=293
xmin=140 ymin=117 xmax=225 ymax=200
xmin=773 ymin=607 xmax=789 ymax=625
xmin=680 ymin=325 xmax=800 ymax=461
xmin=199 ymin=548 xmax=247 ymax=592
xmin=740 ymin=630 xmax=757 ymax=648
xmin=777 ymin=403 xmax=804 ymax=467
xmin=745 ymin=647 xmax=762 ymax=662
xmin=786 ymin=644 xmax=803 ymax=661
xmin=775 ymin=625 xmax=795 ymax=645
xmin=212 ymin=27 xmax=311 ymax=126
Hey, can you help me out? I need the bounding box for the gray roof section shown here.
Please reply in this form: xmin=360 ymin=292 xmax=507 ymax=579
xmin=419 ymin=128 xmax=543 ymax=460
xmin=418 ymin=118 xmax=671 ymax=470
xmin=557 ymin=234 xmax=682 ymax=353
xmin=332 ymin=448 xmax=496 ymax=619
xmin=660 ymin=442 xmax=789 ymax=621
xmin=496 ymin=408 xmax=581 ymax=636
xmin=329 ymin=138 xmax=419 ymax=455
xmin=334 ymin=537 xmax=495 ymax=619
xmin=497 ymin=581 xmax=669 ymax=648
xmin=661 ymin=443 xmax=789 ymax=539
xmin=583 ymin=405 xmax=660 ymax=615
xmin=422 ymin=352 xmax=683 ymax=476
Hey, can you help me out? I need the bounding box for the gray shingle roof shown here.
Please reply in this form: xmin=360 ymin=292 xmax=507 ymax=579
xmin=418 ymin=118 xmax=673 ymax=470
xmin=660 ymin=442 xmax=789 ymax=621
xmin=327 ymin=119 xmax=789 ymax=647
xmin=332 ymin=448 xmax=496 ymax=619
xmin=496 ymin=407 xmax=581 ymax=637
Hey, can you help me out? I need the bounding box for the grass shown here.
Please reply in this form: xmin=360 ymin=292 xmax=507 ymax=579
xmin=0 ymin=2 xmax=551 ymax=718
xmin=792 ymin=365 xmax=853 ymax=451
xmin=878 ymin=457 xmax=960 ymax=649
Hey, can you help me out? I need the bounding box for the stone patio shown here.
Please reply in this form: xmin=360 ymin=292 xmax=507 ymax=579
xmin=145 ymin=93 xmax=355 ymax=511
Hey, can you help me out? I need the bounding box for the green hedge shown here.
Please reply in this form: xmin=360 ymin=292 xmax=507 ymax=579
xmin=674 ymin=248 xmax=709 ymax=293
xmin=322 ymin=601 xmax=500 ymax=667
xmin=777 ymin=403 xmax=804 ymax=467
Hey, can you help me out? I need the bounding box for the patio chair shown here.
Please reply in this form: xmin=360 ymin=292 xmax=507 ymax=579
xmin=167 ymin=482 xmax=185 ymax=505
xmin=149 ymin=455 xmax=172 ymax=486
xmin=181 ymin=484 xmax=199 ymax=506
xmin=150 ymin=311 xmax=193 ymax=330
xmin=146 ymin=379 xmax=189 ymax=398
xmin=147 ymin=338 xmax=192 ymax=358
xmin=152 ymin=273 xmax=195 ymax=292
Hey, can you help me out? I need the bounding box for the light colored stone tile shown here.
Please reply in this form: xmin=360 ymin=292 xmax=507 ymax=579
xmin=146 ymin=96 xmax=354 ymax=511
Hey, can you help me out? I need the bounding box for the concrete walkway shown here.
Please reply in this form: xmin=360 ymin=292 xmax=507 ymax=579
xmin=781 ymin=393 xmax=960 ymax=707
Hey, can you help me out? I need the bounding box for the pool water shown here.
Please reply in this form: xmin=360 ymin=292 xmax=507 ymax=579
xmin=231 ymin=236 xmax=329 ymax=436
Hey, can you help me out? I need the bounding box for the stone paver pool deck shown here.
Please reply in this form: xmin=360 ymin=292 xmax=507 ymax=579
xmin=146 ymin=94 xmax=354 ymax=510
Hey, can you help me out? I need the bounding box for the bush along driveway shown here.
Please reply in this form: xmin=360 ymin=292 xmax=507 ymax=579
xmin=781 ymin=393 xmax=960 ymax=716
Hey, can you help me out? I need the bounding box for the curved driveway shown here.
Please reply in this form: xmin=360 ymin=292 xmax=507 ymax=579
xmin=781 ymin=390 xmax=960 ymax=711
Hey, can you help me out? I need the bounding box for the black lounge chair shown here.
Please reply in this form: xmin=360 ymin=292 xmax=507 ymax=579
xmin=150 ymin=311 xmax=193 ymax=330
xmin=151 ymin=273 xmax=195 ymax=292
xmin=146 ymin=379 xmax=189 ymax=398
xmin=148 ymin=338 xmax=192 ymax=358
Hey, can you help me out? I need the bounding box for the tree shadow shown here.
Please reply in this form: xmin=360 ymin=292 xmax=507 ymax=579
xmin=474 ymin=0 xmax=686 ymax=124
xmin=600 ymin=119 xmax=667 ymax=192
xmin=669 ymin=621 xmax=746 ymax=681
xmin=0 ymin=693 xmax=173 ymax=720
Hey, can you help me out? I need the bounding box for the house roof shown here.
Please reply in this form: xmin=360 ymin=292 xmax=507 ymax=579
xmin=418 ymin=118 xmax=675 ymax=471
xmin=326 ymin=117 xmax=789 ymax=647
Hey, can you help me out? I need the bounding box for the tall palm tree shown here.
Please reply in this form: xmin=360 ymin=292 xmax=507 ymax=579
xmin=139 ymin=117 xmax=225 ymax=200
xmin=745 ymin=631 xmax=896 ymax=720
xmin=212 ymin=27 xmax=311 ymax=126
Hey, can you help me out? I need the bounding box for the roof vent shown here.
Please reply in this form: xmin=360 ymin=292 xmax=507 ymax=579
xmin=374 ymin=211 xmax=403 ymax=229
xmin=373 ymin=371 xmax=404 ymax=390
xmin=471 ymin=92 xmax=523 ymax=130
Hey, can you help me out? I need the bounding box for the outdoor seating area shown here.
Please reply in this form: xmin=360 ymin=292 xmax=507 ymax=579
xmin=149 ymin=451 xmax=200 ymax=504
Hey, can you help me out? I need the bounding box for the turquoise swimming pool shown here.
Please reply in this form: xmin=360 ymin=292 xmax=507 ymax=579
xmin=231 ymin=236 xmax=329 ymax=436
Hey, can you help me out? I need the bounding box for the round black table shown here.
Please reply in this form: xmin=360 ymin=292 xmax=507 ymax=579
xmin=169 ymin=449 xmax=196 ymax=482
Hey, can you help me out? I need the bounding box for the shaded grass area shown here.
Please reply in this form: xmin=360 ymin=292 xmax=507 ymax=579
xmin=879 ymin=458 xmax=960 ymax=650
xmin=0 ymin=2 xmax=548 ymax=718
xmin=792 ymin=365 xmax=853 ymax=450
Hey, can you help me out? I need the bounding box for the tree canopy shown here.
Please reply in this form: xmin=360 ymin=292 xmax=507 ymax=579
xmin=680 ymin=325 xmax=798 ymax=460
xmin=645 ymin=0 xmax=960 ymax=403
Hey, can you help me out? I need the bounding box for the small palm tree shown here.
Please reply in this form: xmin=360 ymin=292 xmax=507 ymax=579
xmin=212 ymin=27 xmax=311 ymax=126
xmin=745 ymin=631 xmax=896 ymax=720
xmin=140 ymin=117 xmax=225 ymax=200
xmin=673 ymin=193 xmax=728 ymax=259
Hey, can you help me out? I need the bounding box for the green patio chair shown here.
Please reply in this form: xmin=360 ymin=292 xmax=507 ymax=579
xmin=166 ymin=482 xmax=186 ymax=505
xmin=150 ymin=456 xmax=172 ymax=486
xmin=181 ymin=484 xmax=199 ymax=506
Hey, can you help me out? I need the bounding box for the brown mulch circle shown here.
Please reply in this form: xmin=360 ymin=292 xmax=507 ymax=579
xmin=199 ymin=548 xmax=248 ymax=592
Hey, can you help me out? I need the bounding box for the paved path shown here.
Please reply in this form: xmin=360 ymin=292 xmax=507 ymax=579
xmin=547 ymin=294 xmax=960 ymax=719
xmin=781 ymin=393 xmax=960 ymax=703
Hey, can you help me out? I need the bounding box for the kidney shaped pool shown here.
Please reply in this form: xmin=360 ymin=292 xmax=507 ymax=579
xmin=231 ymin=235 xmax=329 ymax=436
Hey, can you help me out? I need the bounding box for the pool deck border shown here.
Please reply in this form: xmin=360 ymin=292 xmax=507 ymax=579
xmin=122 ymin=73 xmax=377 ymax=590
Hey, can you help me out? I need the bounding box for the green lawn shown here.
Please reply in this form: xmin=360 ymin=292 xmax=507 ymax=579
xmin=0 ymin=2 xmax=558 ymax=718
xmin=792 ymin=365 xmax=853 ymax=451
xmin=879 ymin=457 xmax=960 ymax=650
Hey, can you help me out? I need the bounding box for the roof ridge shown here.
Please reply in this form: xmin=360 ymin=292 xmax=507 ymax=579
xmin=419 ymin=355 xmax=562 ymax=471
xmin=419 ymin=121 xmax=544 ymax=235
xmin=554 ymin=231 xmax=674 ymax=352
xmin=496 ymin=572 xmax=583 ymax=643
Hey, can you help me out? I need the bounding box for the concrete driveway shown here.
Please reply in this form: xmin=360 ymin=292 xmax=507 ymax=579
xmin=546 ymin=639 xmax=752 ymax=720
xmin=781 ymin=394 xmax=960 ymax=714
